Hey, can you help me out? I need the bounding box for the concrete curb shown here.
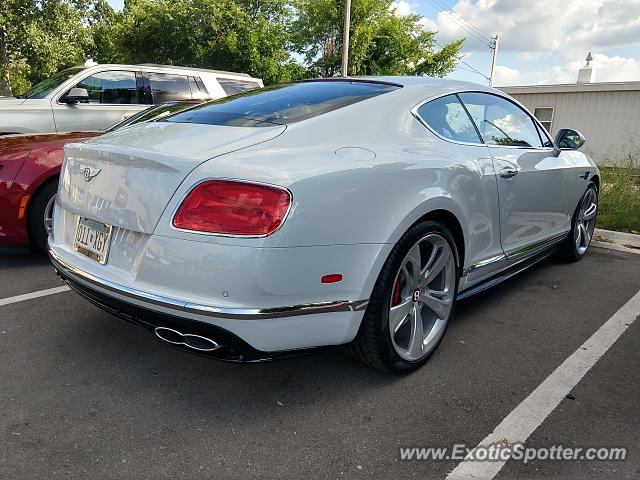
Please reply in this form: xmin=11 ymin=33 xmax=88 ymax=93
xmin=594 ymin=228 xmax=640 ymax=249
xmin=592 ymin=241 xmax=640 ymax=255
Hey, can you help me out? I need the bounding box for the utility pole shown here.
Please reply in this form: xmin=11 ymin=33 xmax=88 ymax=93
xmin=489 ymin=34 xmax=499 ymax=87
xmin=341 ymin=0 xmax=351 ymax=77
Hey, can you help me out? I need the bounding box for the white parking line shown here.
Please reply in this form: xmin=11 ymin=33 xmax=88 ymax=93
xmin=447 ymin=288 xmax=640 ymax=480
xmin=0 ymin=286 xmax=70 ymax=307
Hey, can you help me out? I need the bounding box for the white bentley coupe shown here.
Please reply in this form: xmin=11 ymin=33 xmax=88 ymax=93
xmin=49 ymin=77 xmax=599 ymax=372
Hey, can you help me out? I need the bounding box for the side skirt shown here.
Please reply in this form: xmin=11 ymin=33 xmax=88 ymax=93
xmin=457 ymin=235 xmax=566 ymax=301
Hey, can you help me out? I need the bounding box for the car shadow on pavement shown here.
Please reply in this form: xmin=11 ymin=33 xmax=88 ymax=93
xmin=7 ymin=250 xmax=599 ymax=425
xmin=45 ymin=304 xmax=402 ymax=422
xmin=0 ymin=250 xmax=50 ymax=268
xmin=453 ymin=255 xmax=558 ymax=326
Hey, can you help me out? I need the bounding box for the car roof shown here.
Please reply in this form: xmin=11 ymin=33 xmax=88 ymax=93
xmin=136 ymin=64 xmax=254 ymax=78
xmin=354 ymin=75 xmax=497 ymax=94
xmin=297 ymin=76 xmax=502 ymax=102
xmin=75 ymin=64 xmax=260 ymax=81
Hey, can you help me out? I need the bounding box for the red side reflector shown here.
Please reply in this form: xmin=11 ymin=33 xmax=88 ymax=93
xmin=321 ymin=274 xmax=343 ymax=284
xmin=173 ymin=180 xmax=291 ymax=236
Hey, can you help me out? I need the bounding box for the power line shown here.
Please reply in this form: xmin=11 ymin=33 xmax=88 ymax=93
xmin=440 ymin=11 xmax=492 ymax=46
xmin=430 ymin=0 xmax=493 ymax=41
xmin=428 ymin=0 xmax=493 ymax=47
xmin=434 ymin=39 xmax=490 ymax=81
xmin=439 ymin=12 xmax=492 ymax=47
xmin=457 ymin=58 xmax=490 ymax=81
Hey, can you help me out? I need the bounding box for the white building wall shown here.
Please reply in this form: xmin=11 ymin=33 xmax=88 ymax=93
xmin=502 ymin=88 xmax=640 ymax=165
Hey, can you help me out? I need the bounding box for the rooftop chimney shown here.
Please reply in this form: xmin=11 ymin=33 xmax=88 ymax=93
xmin=578 ymin=52 xmax=595 ymax=83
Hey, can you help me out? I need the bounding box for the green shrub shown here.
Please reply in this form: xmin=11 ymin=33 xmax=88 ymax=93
xmin=597 ymin=159 xmax=640 ymax=233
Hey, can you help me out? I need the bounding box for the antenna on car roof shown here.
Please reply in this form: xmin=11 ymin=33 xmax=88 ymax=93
xmin=84 ymin=59 xmax=98 ymax=67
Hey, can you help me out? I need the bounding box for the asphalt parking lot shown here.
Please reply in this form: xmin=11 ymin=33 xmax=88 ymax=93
xmin=1 ymin=246 xmax=639 ymax=479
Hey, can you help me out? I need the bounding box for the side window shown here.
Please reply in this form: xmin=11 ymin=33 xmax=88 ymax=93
xmin=217 ymin=78 xmax=261 ymax=96
xmin=416 ymin=94 xmax=481 ymax=143
xmin=458 ymin=92 xmax=543 ymax=147
xmin=146 ymin=72 xmax=192 ymax=103
xmin=67 ymin=70 xmax=140 ymax=104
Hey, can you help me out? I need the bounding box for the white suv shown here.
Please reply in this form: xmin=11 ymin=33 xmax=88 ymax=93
xmin=0 ymin=62 xmax=263 ymax=134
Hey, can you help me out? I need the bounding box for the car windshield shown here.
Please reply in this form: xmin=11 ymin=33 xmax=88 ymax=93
xmin=105 ymin=102 xmax=201 ymax=132
xmin=164 ymin=80 xmax=401 ymax=127
xmin=20 ymin=67 xmax=86 ymax=99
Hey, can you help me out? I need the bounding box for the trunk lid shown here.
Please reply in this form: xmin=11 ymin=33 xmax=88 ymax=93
xmin=58 ymin=121 xmax=285 ymax=233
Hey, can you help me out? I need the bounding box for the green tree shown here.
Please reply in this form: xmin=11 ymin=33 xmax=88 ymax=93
xmin=0 ymin=0 xmax=36 ymax=95
xmin=94 ymin=0 xmax=304 ymax=84
xmin=0 ymin=0 xmax=96 ymax=96
xmin=1 ymin=0 xmax=463 ymax=95
xmin=291 ymin=0 xmax=463 ymax=77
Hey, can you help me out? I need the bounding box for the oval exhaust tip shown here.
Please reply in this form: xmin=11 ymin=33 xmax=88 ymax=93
xmin=154 ymin=326 xmax=221 ymax=352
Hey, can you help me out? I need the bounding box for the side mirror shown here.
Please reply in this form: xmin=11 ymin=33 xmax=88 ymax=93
xmin=65 ymin=87 xmax=89 ymax=104
xmin=554 ymin=128 xmax=585 ymax=151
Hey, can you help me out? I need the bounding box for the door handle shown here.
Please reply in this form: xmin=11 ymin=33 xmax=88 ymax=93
xmin=499 ymin=168 xmax=519 ymax=178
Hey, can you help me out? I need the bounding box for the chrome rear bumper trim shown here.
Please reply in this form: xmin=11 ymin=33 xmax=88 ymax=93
xmin=49 ymin=248 xmax=369 ymax=320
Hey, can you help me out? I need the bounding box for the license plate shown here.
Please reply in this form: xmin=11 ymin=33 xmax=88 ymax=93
xmin=73 ymin=217 xmax=113 ymax=264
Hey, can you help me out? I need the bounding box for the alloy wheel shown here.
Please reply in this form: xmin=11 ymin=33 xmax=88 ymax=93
xmin=389 ymin=233 xmax=456 ymax=361
xmin=575 ymin=188 xmax=597 ymax=255
xmin=44 ymin=194 xmax=56 ymax=237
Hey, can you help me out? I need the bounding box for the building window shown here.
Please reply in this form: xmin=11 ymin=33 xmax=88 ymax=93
xmin=533 ymin=107 xmax=554 ymax=133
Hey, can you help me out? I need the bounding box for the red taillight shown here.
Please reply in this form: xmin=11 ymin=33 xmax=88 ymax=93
xmin=173 ymin=180 xmax=291 ymax=236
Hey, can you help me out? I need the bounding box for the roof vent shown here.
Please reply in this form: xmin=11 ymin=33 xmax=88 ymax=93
xmin=577 ymin=52 xmax=595 ymax=84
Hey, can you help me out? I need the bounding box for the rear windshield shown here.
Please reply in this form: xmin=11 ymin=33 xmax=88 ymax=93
xmin=105 ymin=101 xmax=201 ymax=132
xmin=164 ymin=80 xmax=401 ymax=127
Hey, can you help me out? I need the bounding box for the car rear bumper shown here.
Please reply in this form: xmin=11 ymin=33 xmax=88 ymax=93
xmin=49 ymin=246 xmax=371 ymax=355
xmin=50 ymin=248 xmax=368 ymax=320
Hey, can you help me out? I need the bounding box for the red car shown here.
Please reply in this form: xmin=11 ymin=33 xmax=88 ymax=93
xmin=0 ymin=101 xmax=201 ymax=251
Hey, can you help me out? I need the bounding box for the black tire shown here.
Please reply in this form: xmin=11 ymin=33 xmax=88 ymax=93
xmin=27 ymin=180 xmax=58 ymax=252
xmin=346 ymin=220 xmax=459 ymax=373
xmin=557 ymin=182 xmax=598 ymax=262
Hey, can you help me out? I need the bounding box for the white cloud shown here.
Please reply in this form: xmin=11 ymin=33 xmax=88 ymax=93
xmin=417 ymin=16 xmax=438 ymax=32
xmin=390 ymin=1 xmax=416 ymax=17
xmin=432 ymin=0 xmax=640 ymax=85
xmin=433 ymin=0 xmax=640 ymax=55
xmin=493 ymin=65 xmax=521 ymax=84
xmin=493 ymin=53 xmax=640 ymax=86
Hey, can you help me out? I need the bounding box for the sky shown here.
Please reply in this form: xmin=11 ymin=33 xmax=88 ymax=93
xmin=105 ymin=0 xmax=640 ymax=86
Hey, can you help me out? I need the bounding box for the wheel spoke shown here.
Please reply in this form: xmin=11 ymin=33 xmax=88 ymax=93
xmin=422 ymin=289 xmax=451 ymax=319
xmin=582 ymin=223 xmax=592 ymax=245
xmin=407 ymin=305 xmax=425 ymax=358
xmin=581 ymin=191 xmax=591 ymax=212
xmin=582 ymin=203 xmax=597 ymax=220
xmin=575 ymin=222 xmax=583 ymax=248
xmin=578 ymin=223 xmax=588 ymax=248
xmin=420 ymin=241 xmax=451 ymax=287
xmin=389 ymin=298 xmax=413 ymax=333
xmin=405 ymin=243 xmax=422 ymax=288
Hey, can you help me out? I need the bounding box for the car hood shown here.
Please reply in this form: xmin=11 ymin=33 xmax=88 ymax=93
xmin=58 ymin=121 xmax=286 ymax=233
xmin=0 ymin=97 xmax=27 ymax=106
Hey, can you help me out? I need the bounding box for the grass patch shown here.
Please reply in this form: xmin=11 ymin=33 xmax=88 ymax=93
xmin=597 ymin=161 xmax=640 ymax=234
